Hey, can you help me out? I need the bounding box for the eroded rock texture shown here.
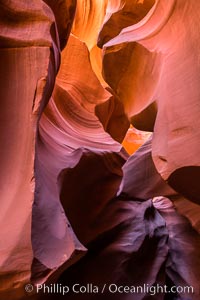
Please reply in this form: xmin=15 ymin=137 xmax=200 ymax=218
xmin=1 ymin=0 xmax=200 ymax=300
xmin=99 ymin=0 xmax=200 ymax=203
xmin=0 ymin=0 xmax=80 ymax=298
xmin=0 ymin=0 xmax=60 ymax=297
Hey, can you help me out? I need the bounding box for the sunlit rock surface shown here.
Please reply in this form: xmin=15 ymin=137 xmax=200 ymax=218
xmin=0 ymin=1 xmax=200 ymax=300
xmin=33 ymin=34 xmax=125 ymax=277
xmin=0 ymin=0 xmax=61 ymax=297
xmin=99 ymin=0 xmax=200 ymax=203
xmin=122 ymin=126 xmax=151 ymax=155
xmin=0 ymin=0 xmax=84 ymax=298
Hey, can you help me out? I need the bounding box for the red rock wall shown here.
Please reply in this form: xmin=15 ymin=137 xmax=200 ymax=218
xmin=1 ymin=1 xmax=200 ymax=299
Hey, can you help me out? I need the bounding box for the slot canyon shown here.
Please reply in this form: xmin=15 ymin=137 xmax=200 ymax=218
xmin=0 ymin=0 xmax=200 ymax=299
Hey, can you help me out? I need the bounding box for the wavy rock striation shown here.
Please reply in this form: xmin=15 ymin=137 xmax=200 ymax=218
xmin=1 ymin=1 xmax=200 ymax=300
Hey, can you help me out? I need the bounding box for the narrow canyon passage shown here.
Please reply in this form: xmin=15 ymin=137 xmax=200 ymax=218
xmin=0 ymin=1 xmax=200 ymax=300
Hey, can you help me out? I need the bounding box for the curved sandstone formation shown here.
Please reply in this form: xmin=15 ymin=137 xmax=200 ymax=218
xmin=1 ymin=1 xmax=200 ymax=300
xmin=0 ymin=0 xmax=59 ymax=296
xmin=98 ymin=0 xmax=200 ymax=204
xmin=32 ymin=33 xmax=128 ymax=283
xmin=0 ymin=0 xmax=80 ymax=298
